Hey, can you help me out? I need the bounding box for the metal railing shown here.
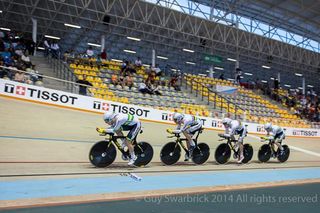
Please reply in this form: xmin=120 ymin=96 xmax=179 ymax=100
xmin=182 ymin=74 xmax=245 ymax=119
xmin=47 ymin=56 xmax=78 ymax=93
xmin=0 ymin=65 xmax=97 ymax=96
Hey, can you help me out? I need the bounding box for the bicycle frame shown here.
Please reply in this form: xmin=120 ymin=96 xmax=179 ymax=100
xmin=219 ymin=137 xmax=239 ymax=153
xmin=264 ymin=139 xmax=278 ymax=155
xmin=104 ymin=133 xmax=139 ymax=157
xmin=168 ymin=129 xmax=203 ymax=153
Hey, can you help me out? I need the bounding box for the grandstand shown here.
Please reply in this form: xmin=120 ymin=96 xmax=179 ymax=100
xmin=0 ymin=0 xmax=319 ymax=127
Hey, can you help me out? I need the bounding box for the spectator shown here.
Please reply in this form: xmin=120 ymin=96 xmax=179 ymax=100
xmin=14 ymin=70 xmax=26 ymax=83
xmin=50 ymin=42 xmax=60 ymax=59
xmin=235 ymin=68 xmax=242 ymax=84
xmin=219 ymin=73 xmax=224 ymax=80
xmin=123 ymin=73 xmax=134 ymax=89
xmin=26 ymin=40 xmax=35 ymax=56
xmin=111 ymin=73 xmax=119 ymax=86
xmin=44 ymin=39 xmax=50 ymax=57
xmin=0 ymin=38 xmax=5 ymax=52
xmin=76 ymin=75 xmax=93 ymax=96
xmin=120 ymin=60 xmax=128 ymax=75
xmin=154 ymin=64 xmax=162 ymax=76
xmin=169 ymin=74 xmax=180 ymax=91
xmin=135 ymin=57 xmax=142 ymax=68
xmin=139 ymin=75 xmax=161 ymax=95
xmin=100 ymin=49 xmax=107 ymax=60
xmin=21 ymin=52 xmax=31 ymax=66
xmin=159 ymin=72 xmax=167 ymax=86
xmin=86 ymin=46 xmax=94 ymax=58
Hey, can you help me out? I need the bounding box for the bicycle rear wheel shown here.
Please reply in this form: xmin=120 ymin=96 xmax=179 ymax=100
xmin=134 ymin=142 xmax=154 ymax=167
xmin=242 ymin=144 xmax=253 ymax=164
xmin=192 ymin=143 xmax=210 ymax=165
xmin=277 ymin=145 xmax=290 ymax=163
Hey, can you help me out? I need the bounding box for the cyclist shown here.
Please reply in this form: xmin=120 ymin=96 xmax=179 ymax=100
xmin=171 ymin=113 xmax=202 ymax=161
xmin=97 ymin=112 xmax=141 ymax=166
xmin=263 ymin=123 xmax=285 ymax=156
xmin=220 ymin=118 xmax=247 ymax=163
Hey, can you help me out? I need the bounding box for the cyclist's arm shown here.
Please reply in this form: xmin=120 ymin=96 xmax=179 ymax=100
xmin=109 ymin=119 xmax=127 ymax=132
xmin=173 ymin=122 xmax=190 ymax=133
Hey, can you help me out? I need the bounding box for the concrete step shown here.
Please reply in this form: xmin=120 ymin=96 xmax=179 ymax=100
xmin=29 ymin=55 xmax=70 ymax=92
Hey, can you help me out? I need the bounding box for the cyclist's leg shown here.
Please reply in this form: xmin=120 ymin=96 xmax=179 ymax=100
xmin=183 ymin=123 xmax=201 ymax=148
xmin=237 ymin=128 xmax=246 ymax=162
xmin=115 ymin=129 xmax=126 ymax=149
xmin=126 ymin=122 xmax=141 ymax=159
xmin=274 ymin=133 xmax=285 ymax=151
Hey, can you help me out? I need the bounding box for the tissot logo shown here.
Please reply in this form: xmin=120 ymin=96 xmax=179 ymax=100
xmin=93 ymin=101 xmax=110 ymax=111
xmin=102 ymin=103 xmax=109 ymax=111
xmin=211 ymin=120 xmax=223 ymax=128
xmin=16 ymin=86 xmax=26 ymax=96
xmin=162 ymin=113 xmax=173 ymax=121
xmin=292 ymin=130 xmax=317 ymax=136
xmin=4 ymin=83 xmax=14 ymax=93
xmin=93 ymin=101 xmax=101 ymax=110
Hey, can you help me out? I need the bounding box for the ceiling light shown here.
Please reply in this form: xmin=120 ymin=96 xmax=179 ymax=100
xmin=307 ymin=85 xmax=314 ymax=88
xmin=182 ymin=48 xmax=194 ymax=53
xmin=295 ymin=73 xmax=303 ymax=77
xmin=123 ymin=49 xmax=136 ymax=54
xmin=186 ymin=61 xmax=196 ymax=65
xmin=64 ymin=23 xmax=81 ymax=29
xmin=227 ymin=58 xmax=237 ymax=62
xmin=45 ymin=35 xmax=60 ymax=40
xmin=214 ymin=66 xmax=224 ymax=70
xmin=262 ymin=65 xmax=270 ymax=69
xmin=284 ymin=84 xmax=291 ymax=87
xmin=37 ymin=47 xmax=45 ymax=50
xmin=244 ymin=72 xmax=253 ymax=76
xmin=157 ymin=55 xmax=168 ymax=60
xmin=87 ymin=42 xmax=101 ymax=47
xmin=127 ymin=36 xmax=141 ymax=41
xmin=0 ymin=27 xmax=11 ymax=31
xmin=261 ymin=80 xmax=268 ymax=83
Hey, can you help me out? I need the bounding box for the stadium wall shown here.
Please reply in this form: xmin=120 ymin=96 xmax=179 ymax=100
xmin=0 ymin=79 xmax=319 ymax=138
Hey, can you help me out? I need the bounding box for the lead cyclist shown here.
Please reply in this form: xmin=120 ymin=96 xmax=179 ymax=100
xmin=97 ymin=112 xmax=141 ymax=166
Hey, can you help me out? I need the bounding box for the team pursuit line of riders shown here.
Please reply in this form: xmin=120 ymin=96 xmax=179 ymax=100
xmin=89 ymin=112 xmax=290 ymax=168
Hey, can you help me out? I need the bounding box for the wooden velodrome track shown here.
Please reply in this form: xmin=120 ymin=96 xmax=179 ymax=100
xmin=0 ymin=96 xmax=320 ymax=210
xmin=0 ymin=96 xmax=319 ymax=180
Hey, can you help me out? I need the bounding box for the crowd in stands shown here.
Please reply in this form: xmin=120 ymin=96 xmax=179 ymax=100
xmin=0 ymin=30 xmax=43 ymax=85
xmin=270 ymin=88 xmax=320 ymax=123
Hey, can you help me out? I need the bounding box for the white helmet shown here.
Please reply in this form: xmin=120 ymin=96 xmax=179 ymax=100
xmin=264 ymin=123 xmax=272 ymax=131
xmin=173 ymin=113 xmax=184 ymax=123
xmin=103 ymin=111 xmax=117 ymax=123
xmin=222 ymin=118 xmax=232 ymax=126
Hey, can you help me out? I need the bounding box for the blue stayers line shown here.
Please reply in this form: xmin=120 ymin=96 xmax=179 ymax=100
xmin=0 ymin=167 xmax=319 ymax=200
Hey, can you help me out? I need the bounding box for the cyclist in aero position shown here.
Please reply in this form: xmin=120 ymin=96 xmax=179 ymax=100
xmin=171 ymin=113 xmax=202 ymax=161
xmin=263 ymin=123 xmax=285 ymax=156
xmin=97 ymin=112 xmax=141 ymax=166
xmin=220 ymin=118 xmax=247 ymax=163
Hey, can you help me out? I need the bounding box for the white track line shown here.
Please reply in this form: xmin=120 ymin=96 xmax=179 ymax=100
xmin=248 ymin=134 xmax=320 ymax=158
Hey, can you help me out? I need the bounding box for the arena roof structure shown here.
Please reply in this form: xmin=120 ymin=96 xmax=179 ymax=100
xmin=1 ymin=0 xmax=320 ymax=91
